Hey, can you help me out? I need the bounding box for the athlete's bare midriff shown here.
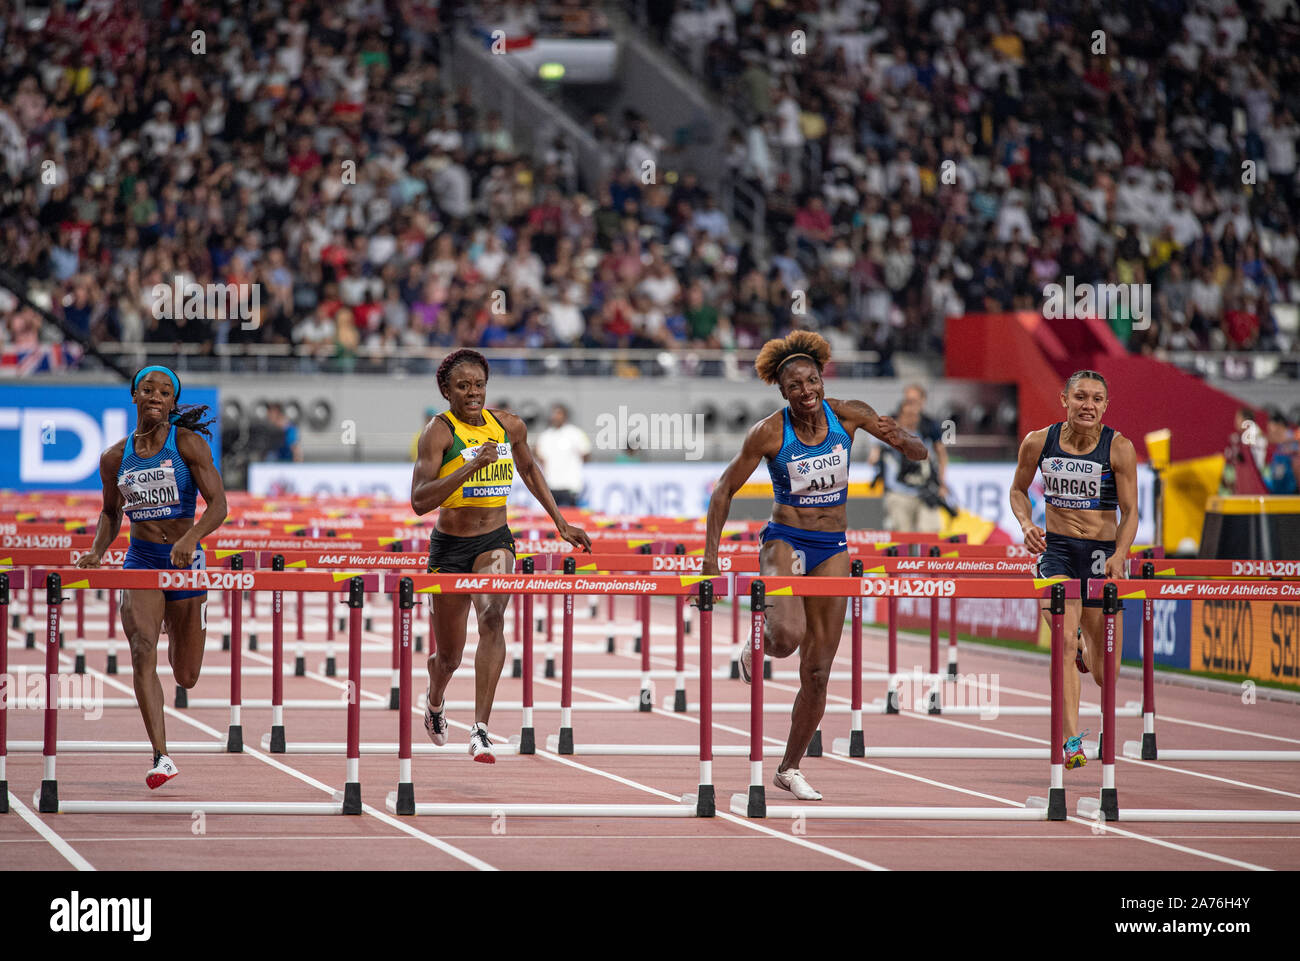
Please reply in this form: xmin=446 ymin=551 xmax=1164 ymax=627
xmin=770 ymin=502 xmax=847 ymax=533
xmin=1045 ymin=504 xmax=1117 ymax=541
xmin=436 ymin=504 xmax=509 ymax=538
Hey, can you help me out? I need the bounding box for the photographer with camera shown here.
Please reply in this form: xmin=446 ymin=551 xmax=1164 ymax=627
xmin=870 ymin=398 xmax=951 ymax=533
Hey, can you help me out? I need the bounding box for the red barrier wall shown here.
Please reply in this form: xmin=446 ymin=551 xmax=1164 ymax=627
xmin=945 ymin=313 xmax=1250 ymax=462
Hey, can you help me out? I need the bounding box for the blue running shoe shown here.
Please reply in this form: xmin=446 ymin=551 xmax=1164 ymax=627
xmin=1064 ymin=729 xmax=1090 ymax=769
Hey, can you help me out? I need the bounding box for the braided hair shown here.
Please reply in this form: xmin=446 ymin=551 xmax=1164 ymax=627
xmin=754 ymin=331 xmax=832 ymax=385
xmin=131 ymin=365 xmax=216 ymax=438
xmin=436 ymin=349 xmax=490 ymax=397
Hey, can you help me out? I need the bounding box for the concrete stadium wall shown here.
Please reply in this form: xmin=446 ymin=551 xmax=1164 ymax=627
xmin=134 ymin=373 xmax=1011 ymax=463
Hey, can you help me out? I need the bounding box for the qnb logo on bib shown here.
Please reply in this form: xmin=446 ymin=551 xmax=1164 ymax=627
xmin=787 ymin=446 xmax=848 ymax=500
xmin=1042 ymin=457 xmax=1100 ymax=504
xmin=462 ymin=442 xmax=511 ymax=461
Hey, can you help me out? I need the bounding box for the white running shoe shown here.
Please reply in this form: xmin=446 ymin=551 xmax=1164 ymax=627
xmin=424 ymin=691 xmax=448 ymax=746
xmin=739 ymin=641 xmax=752 ymax=684
xmin=468 ymin=722 xmax=496 ymax=764
xmin=773 ymin=768 xmax=822 ymax=801
xmin=146 ymin=753 xmax=179 ymax=790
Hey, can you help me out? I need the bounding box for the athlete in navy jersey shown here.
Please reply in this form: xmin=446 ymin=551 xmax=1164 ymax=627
xmin=76 ymin=366 xmax=227 ymax=789
xmin=702 ymin=332 xmax=926 ymax=801
xmin=1010 ymin=370 xmax=1139 ymax=770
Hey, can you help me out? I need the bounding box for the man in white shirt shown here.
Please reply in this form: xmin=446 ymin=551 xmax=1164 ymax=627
xmin=534 ymin=405 xmax=592 ymax=507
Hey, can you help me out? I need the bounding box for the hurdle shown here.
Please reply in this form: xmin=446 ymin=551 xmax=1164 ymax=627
xmin=1122 ymin=557 xmax=1300 ymax=762
xmin=23 ymin=568 xmax=376 ymax=815
xmin=729 ymin=575 xmax=1072 ymax=821
xmin=1076 ymin=578 xmax=1300 ymax=823
xmin=382 ymin=568 xmax=728 ymax=817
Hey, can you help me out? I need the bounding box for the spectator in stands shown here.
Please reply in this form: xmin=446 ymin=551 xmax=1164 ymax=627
xmin=5 ymin=0 xmax=1300 ymax=393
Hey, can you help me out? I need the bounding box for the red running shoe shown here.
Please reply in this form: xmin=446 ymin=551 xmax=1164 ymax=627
xmin=146 ymin=753 xmax=179 ymax=789
xmin=468 ymin=723 xmax=496 ymax=764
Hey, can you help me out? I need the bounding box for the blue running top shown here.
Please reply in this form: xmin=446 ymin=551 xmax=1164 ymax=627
xmin=767 ymin=401 xmax=853 ymax=508
xmin=116 ymin=425 xmax=198 ymax=521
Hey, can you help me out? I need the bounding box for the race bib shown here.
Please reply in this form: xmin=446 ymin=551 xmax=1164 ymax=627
xmin=462 ymin=442 xmax=515 ymax=498
xmin=119 ymin=464 xmax=181 ymax=514
xmin=1040 ymin=456 xmax=1101 ymax=508
xmin=785 ymin=445 xmax=848 ymax=505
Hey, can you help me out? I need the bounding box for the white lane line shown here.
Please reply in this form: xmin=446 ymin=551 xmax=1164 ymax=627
xmin=651 ymin=617 xmax=1300 ymax=746
xmin=3 ymin=833 xmax=1296 ymax=844
xmin=6 ymin=792 xmax=95 ymax=871
xmin=433 ymin=714 xmax=886 ymax=871
xmin=53 ymin=653 xmax=496 ymax=872
xmin=594 ymin=654 xmax=1273 ymax=870
xmin=1147 ymin=715 xmax=1300 ymax=745
xmin=646 ymin=645 xmax=1300 ymax=802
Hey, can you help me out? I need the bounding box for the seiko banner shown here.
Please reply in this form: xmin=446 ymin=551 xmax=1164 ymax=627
xmin=0 ymin=385 xmax=221 ymax=491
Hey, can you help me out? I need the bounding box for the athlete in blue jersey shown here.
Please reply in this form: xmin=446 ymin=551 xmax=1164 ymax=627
xmin=1010 ymin=370 xmax=1139 ymax=770
xmin=702 ymin=332 xmax=926 ymax=801
xmin=76 ymin=366 xmax=228 ymax=789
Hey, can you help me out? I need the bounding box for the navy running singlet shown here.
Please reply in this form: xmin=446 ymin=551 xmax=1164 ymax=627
xmin=1036 ymin=423 xmax=1118 ymax=512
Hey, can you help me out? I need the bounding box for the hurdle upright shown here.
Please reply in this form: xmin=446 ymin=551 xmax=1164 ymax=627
xmin=730 ymin=575 xmax=1073 ymax=821
xmin=24 ymin=568 xmax=374 ymax=816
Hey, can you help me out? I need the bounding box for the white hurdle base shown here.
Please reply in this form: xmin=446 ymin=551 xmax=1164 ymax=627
xmin=5 ymin=698 xmax=138 ymax=710
xmin=259 ymin=732 xmax=520 ymax=755
xmin=187 ymin=697 xmax=646 ymax=711
xmin=9 ymin=740 xmax=228 ymax=753
xmin=731 ymin=793 xmax=1050 ymax=820
xmin=1077 ymin=797 xmax=1300 ymax=822
xmin=544 ymin=734 xmax=785 ymax=756
xmin=40 ymin=799 xmax=345 ymax=815
xmin=1122 ymin=740 xmax=1300 ymax=762
xmin=865 ymin=697 xmax=1138 ymax=717
xmin=384 ymin=791 xmax=699 ymax=817
xmin=919 ymin=702 xmax=1142 ymax=718
xmin=830 ymin=739 xmax=1048 ymax=759
xmin=679 ymin=701 xmax=857 ymax=714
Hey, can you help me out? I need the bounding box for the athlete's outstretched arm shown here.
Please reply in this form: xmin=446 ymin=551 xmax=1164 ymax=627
xmin=500 ymin=411 xmax=591 ymax=552
xmin=1009 ymin=430 xmax=1047 ymax=553
xmin=169 ymin=429 xmax=228 ymax=567
xmin=702 ymin=418 xmax=776 ymax=576
xmin=829 ymin=398 xmax=928 ymax=461
xmin=76 ymin=446 xmax=126 ymax=568
xmin=1106 ymin=435 xmax=1140 ymax=579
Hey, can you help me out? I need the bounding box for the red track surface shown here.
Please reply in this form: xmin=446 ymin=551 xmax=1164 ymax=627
xmin=3 ymin=590 xmax=1298 ymax=871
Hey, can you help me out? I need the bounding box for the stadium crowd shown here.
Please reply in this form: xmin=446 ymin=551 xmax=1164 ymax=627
xmin=665 ymin=0 xmax=1300 ymax=355
xmin=1 ymin=0 xmax=1298 ymax=374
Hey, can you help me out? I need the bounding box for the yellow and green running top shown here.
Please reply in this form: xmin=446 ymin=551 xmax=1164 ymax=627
xmin=436 ymin=408 xmax=515 ymax=508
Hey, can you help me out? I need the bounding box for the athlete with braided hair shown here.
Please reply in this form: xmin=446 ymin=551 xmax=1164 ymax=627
xmin=76 ymin=366 xmax=227 ymax=789
xmin=411 ymin=349 xmax=591 ymax=762
xmin=702 ymin=332 xmax=926 ymax=800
